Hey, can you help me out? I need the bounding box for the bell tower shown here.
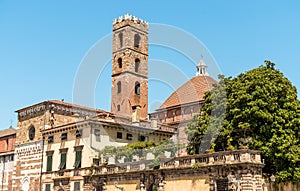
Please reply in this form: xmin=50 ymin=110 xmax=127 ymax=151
xmin=111 ymin=14 xmax=148 ymax=120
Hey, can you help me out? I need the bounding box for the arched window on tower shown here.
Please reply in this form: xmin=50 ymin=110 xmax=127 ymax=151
xmin=135 ymin=81 xmax=140 ymax=95
xmin=119 ymin=33 xmax=123 ymax=48
xmin=135 ymin=58 xmax=140 ymax=72
xmin=118 ymin=58 xmax=122 ymax=68
xmin=117 ymin=81 xmax=121 ymax=93
xmin=134 ymin=34 xmax=140 ymax=48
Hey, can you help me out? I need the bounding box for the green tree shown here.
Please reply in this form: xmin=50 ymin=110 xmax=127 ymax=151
xmin=186 ymin=61 xmax=300 ymax=182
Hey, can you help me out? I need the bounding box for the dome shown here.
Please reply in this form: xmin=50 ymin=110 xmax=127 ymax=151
xmin=159 ymin=75 xmax=217 ymax=109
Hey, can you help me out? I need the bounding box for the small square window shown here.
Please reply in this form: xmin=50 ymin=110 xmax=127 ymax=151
xmin=76 ymin=130 xmax=82 ymax=138
xmin=45 ymin=184 xmax=51 ymax=191
xmin=140 ymin=135 xmax=148 ymax=142
xmin=94 ymin=129 xmax=101 ymax=142
xmin=61 ymin=133 xmax=67 ymax=141
xmin=117 ymin=132 xmax=122 ymax=139
xmin=74 ymin=182 xmax=80 ymax=191
xmin=54 ymin=180 xmax=60 ymax=187
xmin=93 ymin=158 xmax=100 ymax=166
xmin=94 ymin=129 xmax=100 ymax=136
xmin=48 ymin=136 xmax=54 ymax=143
xmin=126 ymin=133 xmax=133 ymax=140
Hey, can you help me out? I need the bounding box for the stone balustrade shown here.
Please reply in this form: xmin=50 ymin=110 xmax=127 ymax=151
xmin=42 ymin=149 xmax=264 ymax=191
xmin=76 ymin=149 xmax=262 ymax=176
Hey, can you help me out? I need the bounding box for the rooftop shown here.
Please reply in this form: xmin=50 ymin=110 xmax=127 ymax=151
xmin=0 ymin=126 xmax=16 ymax=138
xmin=158 ymin=75 xmax=217 ymax=110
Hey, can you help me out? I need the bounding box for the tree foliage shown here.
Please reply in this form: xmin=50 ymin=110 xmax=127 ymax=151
xmin=186 ymin=61 xmax=300 ymax=182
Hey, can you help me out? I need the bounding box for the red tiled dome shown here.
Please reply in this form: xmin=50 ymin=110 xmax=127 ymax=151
xmin=159 ymin=75 xmax=217 ymax=109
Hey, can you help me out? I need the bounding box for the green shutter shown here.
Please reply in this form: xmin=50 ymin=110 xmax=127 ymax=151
xmin=74 ymin=150 xmax=82 ymax=168
xmin=59 ymin=153 xmax=66 ymax=170
xmin=46 ymin=155 xmax=52 ymax=172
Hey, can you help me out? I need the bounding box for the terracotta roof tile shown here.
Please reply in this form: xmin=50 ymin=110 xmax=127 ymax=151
xmin=159 ymin=75 xmax=217 ymax=109
xmin=0 ymin=126 xmax=16 ymax=138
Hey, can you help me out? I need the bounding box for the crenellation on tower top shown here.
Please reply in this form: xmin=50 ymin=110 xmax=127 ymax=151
xmin=113 ymin=13 xmax=148 ymax=31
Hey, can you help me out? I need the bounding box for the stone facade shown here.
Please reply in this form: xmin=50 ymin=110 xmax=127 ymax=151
xmin=0 ymin=127 xmax=16 ymax=191
xmin=12 ymin=100 xmax=104 ymax=191
xmin=111 ymin=14 xmax=149 ymax=120
xmin=40 ymin=116 xmax=173 ymax=191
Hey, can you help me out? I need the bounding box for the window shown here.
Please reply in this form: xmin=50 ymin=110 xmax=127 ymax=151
xmin=135 ymin=82 xmax=140 ymax=95
xmin=118 ymin=58 xmax=122 ymax=68
xmin=74 ymin=182 xmax=80 ymax=191
xmin=45 ymin=184 xmax=51 ymax=191
xmin=59 ymin=153 xmax=67 ymax=170
xmin=126 ymin=133 xmax=133 ymax=140
xmin=119 ymin=33 xmax=123 ymax=48
xmin=135 ymin=59 xmax=140 ymax=72
xmin=47 ymin=155 xmax=53 ymax=172
xmin=117 ymin=81 xmax=121 ymax=93
xmin=48 ymin=136 xmax=54 ymax=143
xmin=93 ymin=158 xmax=100 ymax=166
xmin=74 ymin=150 xmax=82 ymax=169
xmin=84 ymin=176 xmax=90 ymax=185
xmin=75 ymin=130 xmax=82 ymax=138
xmin=117 ymin=105 xmax=120 ymax=111
xmin=94 ymin=129 xmax=100 ymax=136
xmin=61 ymin=133 xmax=67 ymax=141
xmin=140 ymin=135 xmax=148 ymax=142
xmin=54 ymin=180 xmax=60 ymax=186
xmin=29 ymin=125 xmax=35 ymax=140
xmin=61 ymin=178 xmax=69 ymax=185
xmin=94 ymin=129 xmax=100 ymax=142
xmin=134 ymin=34 xmax=140 ymax=48
xmin=117 ymin=132 xmax=122 ymax=139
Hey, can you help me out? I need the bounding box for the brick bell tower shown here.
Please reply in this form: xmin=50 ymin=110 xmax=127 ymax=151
xmin=111 ymin=14 xmax=148 ymax=120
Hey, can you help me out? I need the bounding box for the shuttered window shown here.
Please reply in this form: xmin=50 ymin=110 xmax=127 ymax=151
xmin=74 ymin=150 xmax=82 ymax=169
xmin=46 ymin=155 xmax=53 ymax=172
xmin=59 ymin=153 xmax=66 ymax=170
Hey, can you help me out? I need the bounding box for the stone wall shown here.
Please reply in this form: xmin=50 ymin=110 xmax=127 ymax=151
xmin=0 ymin=154 xmax=14 ymax=191
xmin=12 ymin=141 xmax=43 ymax=191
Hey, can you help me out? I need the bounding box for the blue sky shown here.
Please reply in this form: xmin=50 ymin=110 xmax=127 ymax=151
xmin=0 ymin=1 xmax=299 ymax=130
